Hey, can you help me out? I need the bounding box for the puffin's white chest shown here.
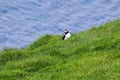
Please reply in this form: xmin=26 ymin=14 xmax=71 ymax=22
xmin=64 ymin=33 xmax=71 ymax=40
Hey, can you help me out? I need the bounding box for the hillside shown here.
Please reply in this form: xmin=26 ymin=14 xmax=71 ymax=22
xmin=0 ymin=19 xmax=120 ymax=80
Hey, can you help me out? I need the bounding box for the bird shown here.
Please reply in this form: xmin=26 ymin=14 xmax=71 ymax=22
xmin=62 ymin=29 xmax=71 ymax=40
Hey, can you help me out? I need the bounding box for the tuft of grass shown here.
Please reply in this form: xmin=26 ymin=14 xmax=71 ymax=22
xmin=29 ymin=35 xmax=53 ymax=50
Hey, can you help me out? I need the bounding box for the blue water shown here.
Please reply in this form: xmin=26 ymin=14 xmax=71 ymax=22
xmin=0 ymin=0 xmax=120 ymax=49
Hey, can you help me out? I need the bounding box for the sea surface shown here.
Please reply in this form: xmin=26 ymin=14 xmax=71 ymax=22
xmin=0 ymin=0 xmax=120 ymax=49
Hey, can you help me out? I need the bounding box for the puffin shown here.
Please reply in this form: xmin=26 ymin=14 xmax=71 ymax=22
xmin=62 ymin=29 xmax=71 ymax=40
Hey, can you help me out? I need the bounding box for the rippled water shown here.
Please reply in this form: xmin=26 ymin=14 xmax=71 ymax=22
xmin=0 ymin=0 xmax=120 ymax=49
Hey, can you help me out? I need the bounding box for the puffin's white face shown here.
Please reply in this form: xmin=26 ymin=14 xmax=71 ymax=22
xmin=64 ymin=30 xmax=69 ymax=35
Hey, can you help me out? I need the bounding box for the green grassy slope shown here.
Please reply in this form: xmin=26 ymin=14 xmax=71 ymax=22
xmin=0 ymin=19 xmax=120 ymax=80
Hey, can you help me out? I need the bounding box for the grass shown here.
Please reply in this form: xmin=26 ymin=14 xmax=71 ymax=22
xmin=0 ymin=19 xmax=120 ymax=80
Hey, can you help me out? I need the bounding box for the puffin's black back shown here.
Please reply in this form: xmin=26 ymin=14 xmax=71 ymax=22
xmin=62 ymin=35 xmax=65 ymax=40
